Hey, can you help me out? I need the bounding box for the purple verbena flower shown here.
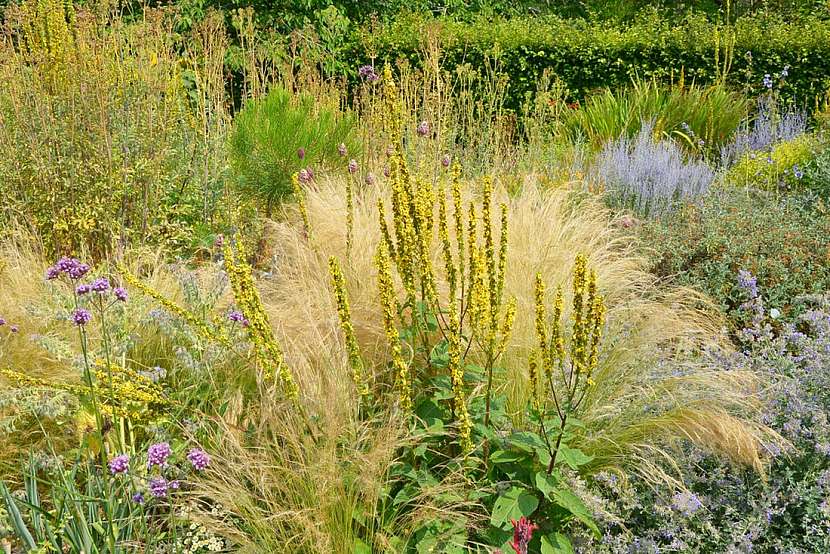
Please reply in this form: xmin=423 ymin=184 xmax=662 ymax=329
xmin=73 ymin=309 xmax=92 ymax=326
xmin=76 ymin=284 xmax=92 ymax=296
xmin=187 ymin=448 xmax=210 ymax=470
xmin=91 ymin=277 xmax=110 ymax=293
xmin=147 ymin=442 xmax=172 ymax=468
xmin=108 ymin=454 xmax=129 ymax=475
xmin=149 ymin=477 xmax=168 ymax=498
xmin=132 ymin=492 xmax=145 ymax=504
xmin=114 ymin=287 xmax=128 ymax=302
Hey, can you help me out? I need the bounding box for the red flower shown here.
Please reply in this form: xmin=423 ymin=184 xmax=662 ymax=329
xmin=509 ymin=516 xmax=539 ymax=554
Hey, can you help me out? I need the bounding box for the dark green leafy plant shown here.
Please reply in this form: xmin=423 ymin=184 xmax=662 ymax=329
xmin=228 ymin=86 xmax=359 ymax=213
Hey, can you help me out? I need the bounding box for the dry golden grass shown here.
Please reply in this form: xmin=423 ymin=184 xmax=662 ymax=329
xmin=260 ymin=173 xmax=773 ymax=479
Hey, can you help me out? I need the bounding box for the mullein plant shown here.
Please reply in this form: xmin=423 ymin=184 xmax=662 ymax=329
xmin=328 ymin=66 xmax=516 ymax=456
xmin=531 ymin=255 xmax=605 ymax=474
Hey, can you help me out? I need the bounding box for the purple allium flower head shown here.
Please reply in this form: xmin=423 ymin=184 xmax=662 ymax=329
xmin=671 ymin=491 xmax=703 ymax=517
xmin=441 ymin=154 xmax=451 ymax=168
xmin=298 ymin=168 xmax=311 ymax=184
xmin=365 ymin=173 xmax=376 ymax=186
xmin=187 ymin=448 xmax=210 ymax=470
xmin=383 ymin=166 xmax=390 ymax=178
xmin=147 ymin=442 xmax=172 ymax=468
xmin=108 ymin=454 xmax=129 ymax=475
xmin=149 ymin=477 xmax=168 ymax=498
xmin=10 ymin=325 xmax=18 ymax=333
xmin=76 ymin=284 xmax=92 ymax=295
xmin=114 ymin=287 xmax=128 ymax=302
xmin=348 ymin=159 xmax=358 ymax=174
xmin=763 ymin=73 xmax=773 ymax=89
xmin=297 ymin=147 xmax=305 ymax=160
xmin=0 ymin=317 xmax=5 ymax=326
xmin=91 ymin=277 xmax=110 ymax=293
xmin=358 ymin=64 xmax=378 ymax=82
xmin=416 ymin=120 xmax=430 ymax=137
xmin=132 ymin=492 xmax=145 ymax=504
xmin=337 ymin=143 xmax=347 ymax=157
xmin=73 ymin=309 xmax=92 ymax=326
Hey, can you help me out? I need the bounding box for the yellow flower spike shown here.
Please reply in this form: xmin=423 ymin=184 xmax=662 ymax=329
xmin=528 ymin=351 xmax=541 ymax=412
xmin=550 ymin=286 xmax=566 ymax=369
xmin=481 ymin=177 xmax=498 ymax=332
xmin=496 ymin=203 xmax=508 ymax=306
xmin=438 ymin=188 xmax=458 ymax=302
xmin=329 ymin=257 xmax=369 ymax=398
xmin=448 ymin=300 xmax=473 ymax=453
xmin=496 ymin=296 xmax=517 ymax=360
xmin=533 ymin=272 xmax=551 ymax=378
xmin=224 ymin=239 xmax=299 ymax=399
xmin=571 ymin=254 xmax=589 ymax=373
xmin=451 ymin=164 xmax=465 ymax=277
xmin=375 ymin=242 xmax=411 ymax=411
xmin=377 ymin=199 xmax=397 ymax=260
xmin=345 ymin=173 xmax=355 ymax=257
xmin=291 ymin=172 xmax=313 ymax=243
xmin=470 ymin=247 xmax=490 ymax=333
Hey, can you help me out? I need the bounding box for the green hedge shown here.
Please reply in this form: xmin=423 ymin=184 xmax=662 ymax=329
xmin=354 ymin=12 xmax=830 ymax=108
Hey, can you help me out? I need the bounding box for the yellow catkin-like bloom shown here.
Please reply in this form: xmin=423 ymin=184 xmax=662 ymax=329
xmin=571 ymin=254 xmax=589 ymax=373
xmin=470 ymin=246 xmax=490 ymax=334
xmin=496 ymin=296 xmax=517 ymax=359
xmin=481 ymin=178 xmax=498 ymax=333
xmin=375 ymin=243 xmax=411 ymax=411
xmin=377 ymin=199 xmax=397 ymax=260
xmin=550 ymin=286 xmax=566 ymax=371
xmin=528 ymin=351 xmax=541 ymax=412
xmin=496 ymin=203 xmax=508 ymax=306
xmin=118 ymin=266 xmax=230 ymax=349
xmin=414 ymin=179 xmax=439 ymax=310
xmin=467 ymin=201 xmax=478 ymax=292
xmin=328 ymin=256 xmax=369 ymax=398
xmin=438 ymin=187 xmax=458 ymax=301
xmin=224 ymin=240 xmax=298 ymax=399
xmin=447 ymin=301 xmax=473 ymax=453
xmin=587 ymin=273 xmax=606 ymax=381
xmin=534 ymin=272 xmax=551 ymax=376
xmin=292 ymin=172 xmax=313 ymax=243
xmin=382 ymin=64 xmax=403 ymax=145
xmin=451 ymin=163 xmax=465 ymax=278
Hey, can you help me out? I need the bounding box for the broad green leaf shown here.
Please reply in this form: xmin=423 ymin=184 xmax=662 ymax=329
xmin=551 ymin=488 xmax=600 ymax=538
xmin=490 ymin=450 xmax=527 ymax=464
xmin=557 ymin=444 xmax=593 ymax=469
xmin=542 ymin=533 xmax=575 ymax=554
xmin=534 ymin=471 xmax=559 ymax=499
xmin=490 ymin=487 xmax=539 ymax=528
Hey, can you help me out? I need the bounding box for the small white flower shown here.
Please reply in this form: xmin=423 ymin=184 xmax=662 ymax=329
xmin=770 ymin=308 xmax=781 ymax=319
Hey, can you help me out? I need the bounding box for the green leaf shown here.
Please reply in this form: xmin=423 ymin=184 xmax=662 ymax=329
xmin=551 ymin=488 xmax=600 ymax=538
xmin=534 ymin=471 xmax=559 ymax=499
xmin=490 ymin=487 xmax=539 ymax=528
xmin=542 ymin=533 xmax=575 ymax=554
xmin=557 ymin=444 xmax=593 ymax=469
xmin=490 ymin=450 xmax=527 ymax=464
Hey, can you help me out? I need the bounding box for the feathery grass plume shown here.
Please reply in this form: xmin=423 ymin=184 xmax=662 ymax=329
xmin=375 ymin=242 xmax=411 ymax=411
xmin=328 ymin=256 xmax=369 ymax=398
xmin=260 ymin=176 xmax=774 ymax=479
xmin=223 ymin=238 xmax=298 ymax=399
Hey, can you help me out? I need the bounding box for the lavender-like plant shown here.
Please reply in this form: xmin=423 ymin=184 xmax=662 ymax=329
xmin=594 ymin=121 xmax=715 ymax=217
xmin=720 ymin=95 xmax=808 ymax=167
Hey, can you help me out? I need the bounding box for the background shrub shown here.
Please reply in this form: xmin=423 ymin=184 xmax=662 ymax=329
xmin=642 ymin=189 xmax=830 ymax=331
xmin=228 ymin=86 xmax=358 ymax=213
xmin=593 ymin=121 xmax=715 ymax=217
xmin=725 ymin=134 xmax=818 ymax=191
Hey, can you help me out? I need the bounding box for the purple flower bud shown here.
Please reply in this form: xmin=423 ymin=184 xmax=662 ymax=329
xmin=298 ymin=169 xmax=311 ymax=184
xmin=91 ymin=277 xmax=110 ymax=293
xmin=147 ymin=442 xmax=172 ymax=468
xmin=297 ymin=147 xmax=305 ymax=160
xmin=383 ymin=166 xmax=390 ymax=178
xmin=0 ymin=317 xmax=6 ymax=326
xmin=10 ymin=325 xmax=18 ymax=333
xmin=441 ymin=154 xmax=451 ymax=167
xmin=187 ymin=448 xmax=210 ymax=470
xmin=416 ymin=120 xmax=430 ymax=137
xmin=132 ymin=492 xmax=145 ymax=504
xmin=365 ymin=173 xmax=376 ymax=186
xmin=348 ymin=159 xmax=358 ymax=174
xmin=73 ymin=309 xmax=92 ymax=326
xmin=108 ymin=454 xmax=129 ymax=475
xmin=337 ymin=143 xmax=347 ymax=157
xmin=358 ymin=65 xmax=379 ymax=82
xmin=76 ymin=284 xmax=92 ymax=296
xmin=114 ymin=287 xmax=128 ymax=302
